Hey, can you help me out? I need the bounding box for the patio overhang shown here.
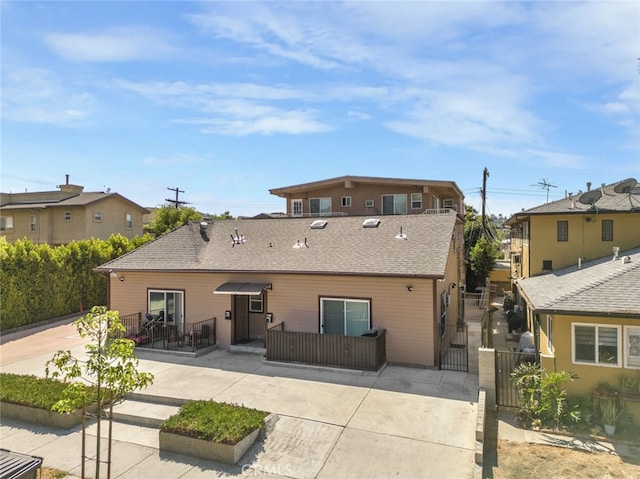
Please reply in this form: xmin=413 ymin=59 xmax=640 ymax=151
xmin=213 ymin=282 xmax=272 ymax=295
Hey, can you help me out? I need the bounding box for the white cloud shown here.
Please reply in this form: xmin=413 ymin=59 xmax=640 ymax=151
xmin=43 ymin=26 xmax=179 ymax=62
xmin=1 ymin=67 xmax=92 ymax=125
xmin=176 ymin=110 xmax=331 ymax=136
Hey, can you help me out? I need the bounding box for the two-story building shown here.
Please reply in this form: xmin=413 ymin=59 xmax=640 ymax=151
xmin=269 ymin=175 xmax=464 ymax=217
xmin=0 ymin=175 xmax=149 ymax=245
xmin=506 ymin=178 xmax=640 ymax=281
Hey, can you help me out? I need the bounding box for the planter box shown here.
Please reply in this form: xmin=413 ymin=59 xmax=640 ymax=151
xmin=1 ymin=402 xmax=86 ymax=429
xmin=159 ymin=427 xmax=260 ymax=465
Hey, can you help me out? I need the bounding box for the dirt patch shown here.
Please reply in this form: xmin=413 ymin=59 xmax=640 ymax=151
xmin=492 ymin=440 xmax=640 ymax=479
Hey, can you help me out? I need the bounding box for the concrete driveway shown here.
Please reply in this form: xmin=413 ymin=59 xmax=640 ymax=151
xmin=0 ymin=318 xmax=479 ymax=478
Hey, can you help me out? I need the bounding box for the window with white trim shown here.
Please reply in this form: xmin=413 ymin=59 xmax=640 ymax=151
xmin=148 ymin=289 xmax=184 ymax=326
xmin=291 ymin=199 xmax=303 ymax=217
xmin=64 ymin=211 xmax=72 ymax=222
xmin=125 ymin=213 xmax=133 ymax=229
xmin=625 ymin=326 xmax=640 ymax=369
xmin=93 ymin=211 xmax=102 ymax=222
xmin=573 ymin=323 xmax=620 ymax=366
xmin=309 ymin=197 xmax=331 ymax=216
xmin=249 ymin=294 xmax=263 ymax=313
xmin=341 ymin=196 xmax=352 ymax=207
xmin=546 ymin=315 xmax=554 ymax=354
xmin=30 ymin=215 xmax=37 ymax=232
xmin=410 ymin=193 xmax=422 ymax=209
xmin=320 ymin=298 xmax=370 ymax=336
xmin=0 ymin=215 xmax=14 ymax=232
xmin=382 ymin=194 xmax=407 ymax=215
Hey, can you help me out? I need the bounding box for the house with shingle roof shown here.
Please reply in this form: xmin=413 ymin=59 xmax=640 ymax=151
xmin=0 ymin=175 xmax=149 ymax=244
xmin=515 ymin=247 xmax=640 ymax=417
xmin=505 ymin=178 xmax=640 ymax=281
xmin=97 ymin=211 xmax=465 ymax=369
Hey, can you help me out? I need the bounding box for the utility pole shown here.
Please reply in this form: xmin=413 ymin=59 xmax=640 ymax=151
xmin=165 ymin=187 xmax=189 ymax=208
xmin=481 ymin=167 xmax=489 ymax=237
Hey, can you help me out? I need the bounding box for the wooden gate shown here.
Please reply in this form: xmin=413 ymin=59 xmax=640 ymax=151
xmin=439 ymin=324 xmax=468 ymax=372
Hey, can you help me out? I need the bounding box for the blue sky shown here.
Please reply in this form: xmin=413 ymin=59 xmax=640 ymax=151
xmin=2 ymin=1 xmax=639 ymax=218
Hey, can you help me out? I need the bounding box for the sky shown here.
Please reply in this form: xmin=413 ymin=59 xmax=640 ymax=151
xmin=1 ymin=1 xmax=639 ymax=219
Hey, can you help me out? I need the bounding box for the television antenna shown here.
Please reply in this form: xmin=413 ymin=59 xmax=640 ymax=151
xmin=531 ymin=179 xmax=557 ymax=203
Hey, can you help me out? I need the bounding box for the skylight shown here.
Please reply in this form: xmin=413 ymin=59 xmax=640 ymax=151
xmin=310 ymin=219 xmax=328 ymax=229
xmin=362 ymin=218 xmax=380 ymax=228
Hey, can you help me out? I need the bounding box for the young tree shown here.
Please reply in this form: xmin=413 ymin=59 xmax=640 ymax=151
xmin=46 ymin=306 xmax=154 ymax=479
xmin=149 ymin=205 xmax=202 ymax=237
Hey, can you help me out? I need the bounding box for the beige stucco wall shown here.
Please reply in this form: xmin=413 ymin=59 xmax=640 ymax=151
xmin=2 ymin=196 xmax=145 ymax=245
xmin=109 ymin=271 xmax=441 ymax=367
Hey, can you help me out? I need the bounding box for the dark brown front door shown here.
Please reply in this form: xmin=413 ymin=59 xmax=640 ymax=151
xmin=233 ymin=295 xmax=250 ymax=343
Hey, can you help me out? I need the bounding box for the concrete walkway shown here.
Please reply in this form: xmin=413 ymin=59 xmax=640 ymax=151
xmin=0 ymin=319 xmax=480 ymax=478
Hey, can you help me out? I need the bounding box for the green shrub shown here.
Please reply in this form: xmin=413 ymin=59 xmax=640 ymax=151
xmin=0 ymin=373 xmax=97 ymax=410
xmin=160 ymin=400 xmax=269 ymax=444
xmin=510 ymin=363 xmax=581 ymax=429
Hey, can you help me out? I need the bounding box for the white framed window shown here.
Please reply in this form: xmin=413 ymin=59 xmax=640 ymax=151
xmin=382 ymin=194 xmax=407 ymax=215
xmin=0 ymin=215 xmax=14 ymax=232
xmin=309 ymin=197 xmax=331 ymax=216
xmin=365 ymin=199 xmax=374 ymax=208
xmin=29 ymin=215 xmax=37 ymax=232
xmin=625 ymin=326 xmax=640 ymax=369
xmin=320 ymin=297 xmax=370 ymax=336
xmin=411 ymin=193 xmax=422 ymax=209
xmin=546 ymin=314 xmax=554 ymax=354
xmin=93 ymin=211 xmax=102 ymax=222
xmin=572 ymin=323 xmax=621 ymax=367
xmin=291 ymin=199 xmax=303 ymax=217
xmin=64 ymin=211 xmax=72 ymax=222
xmin=125 ymin=213 xmax=133 ymax=229
xmin=341 ymin=196 xmax=352 ymax=207
xmin=249 ymin=294 xmax=263 ymax=313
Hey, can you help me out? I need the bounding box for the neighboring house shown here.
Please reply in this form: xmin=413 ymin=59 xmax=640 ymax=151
xmin=96 ymin=211 xmax=465 ymax=368
xmin=505 ymin=178 xmax=640 ymax=282
xmin=0 ymin=175 xmax=149 ymax=245
xmin=515 ymin=247 xmax=640 ymax=419
xmin=269 ymin=175 xmax=464 ymax=217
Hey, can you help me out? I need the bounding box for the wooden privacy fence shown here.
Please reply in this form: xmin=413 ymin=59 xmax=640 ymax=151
xmin=266 ymin=326 xmax=386 ymax=371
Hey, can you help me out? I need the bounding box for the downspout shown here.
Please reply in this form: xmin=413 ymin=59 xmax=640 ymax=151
xmin=433 ymin=279 xmax=440 ymax=368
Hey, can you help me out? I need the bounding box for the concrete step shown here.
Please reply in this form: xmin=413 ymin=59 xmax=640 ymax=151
xmin=111 ymin=396 xmax=183 ymax=428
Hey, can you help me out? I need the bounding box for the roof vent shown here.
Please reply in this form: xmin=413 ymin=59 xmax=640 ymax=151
xmin=310 ymin=219 xmax=327 ymax=229
xmin=621 ymin=256 xmax=631 ymax=264
xmin=362 ymin=218 xmax=380 ymax=228
xmin=200 ymin=222 xmax=208 ymax=231
xmin=293 ymin=238 xmax=309 ymax=249
xmin=395 ymin=226 xmax=407 ymax=240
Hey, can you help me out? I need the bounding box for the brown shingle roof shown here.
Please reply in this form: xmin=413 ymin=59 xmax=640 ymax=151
xmin=98 ymin=213 xmax=459 ymax=278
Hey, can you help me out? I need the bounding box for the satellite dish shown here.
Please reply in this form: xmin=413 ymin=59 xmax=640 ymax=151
xmin=613 ymin=178 xmax=638 ymax=194
xmin=578 ymin=189 xmax=602 ymax=205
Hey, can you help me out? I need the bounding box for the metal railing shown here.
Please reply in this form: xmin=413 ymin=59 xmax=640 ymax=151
xmin=117 ymin=313 xmax=216 ymax=353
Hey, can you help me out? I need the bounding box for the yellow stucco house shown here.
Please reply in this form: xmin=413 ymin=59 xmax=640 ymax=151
xmin=505 ymin=178 xmax=640 ymax=282
xmin=515 ymin=247 xmax=640 ymax=418
xmin=0 ymin=175 xmax=149 ymax=245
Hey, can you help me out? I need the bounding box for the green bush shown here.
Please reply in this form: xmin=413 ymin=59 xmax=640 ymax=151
xmin=510 ymin=362 xmax=582 ymax=430
xmin=0 ymin=234 xmax=153 ymax=330
xmin=0 ymin=373 xmax=97 ymax=411
xmin=160 ymin=400 xmax=269 ymax=444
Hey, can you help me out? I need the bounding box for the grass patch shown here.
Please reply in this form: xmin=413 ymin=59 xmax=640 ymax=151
xmin=160 ymin=400 xmax=269 ymax=445
xmin=0 ymin=373 xmax=97 ymax=410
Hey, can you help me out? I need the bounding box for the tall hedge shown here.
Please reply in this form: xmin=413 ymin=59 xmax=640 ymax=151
xmin=0 ymin=234 xmax=153 ymax=331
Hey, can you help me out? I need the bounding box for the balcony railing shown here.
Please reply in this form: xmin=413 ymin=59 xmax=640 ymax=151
xmin=118 ymin=313 xmax=216 ymax=353
xmin=266 ymin=322 xmax=386 ymax=371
